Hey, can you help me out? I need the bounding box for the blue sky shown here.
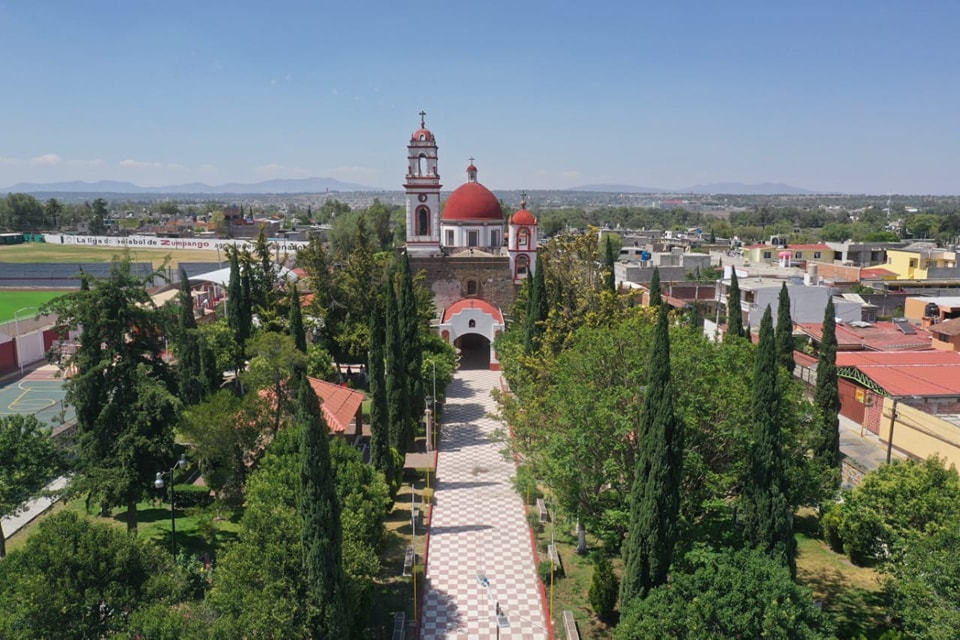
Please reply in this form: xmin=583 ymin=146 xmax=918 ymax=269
xmin=1 ymin=1 xmax=958 ymax=194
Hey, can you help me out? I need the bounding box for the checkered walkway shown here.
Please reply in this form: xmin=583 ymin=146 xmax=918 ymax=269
xmin=421 ymin=369 xmax=548 ymax=640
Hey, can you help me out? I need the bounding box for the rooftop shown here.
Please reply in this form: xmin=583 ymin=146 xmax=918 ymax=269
xmin=797 ymin=321 xmax=934 ymax=352
xmin=837 ymin=350 xmax=960 ymax=397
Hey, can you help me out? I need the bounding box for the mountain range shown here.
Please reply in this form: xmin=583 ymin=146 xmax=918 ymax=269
xmin=2 ymin=178 xmax=818 ymax=196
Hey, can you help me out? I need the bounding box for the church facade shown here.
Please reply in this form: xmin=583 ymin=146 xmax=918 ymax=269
xmin=403 ymin=115 xmax=538 ymax=370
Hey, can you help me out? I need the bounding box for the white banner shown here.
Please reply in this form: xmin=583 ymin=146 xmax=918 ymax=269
xmin=42 ymin=234 xmax=309 ymax=253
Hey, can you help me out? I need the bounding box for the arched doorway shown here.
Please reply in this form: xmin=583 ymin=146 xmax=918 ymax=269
xmin=455 ymin=333 xmax=491 ymax=369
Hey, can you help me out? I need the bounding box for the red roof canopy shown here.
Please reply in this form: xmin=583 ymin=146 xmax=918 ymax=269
xmin=837 ymin=350 xmax=960 ymax=397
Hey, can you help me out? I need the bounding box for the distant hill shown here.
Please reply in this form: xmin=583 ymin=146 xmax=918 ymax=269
xmin=1 ymin=177 xmax=381 ymax=195
xmin=570 ymin=182 xmax=817 ymax=195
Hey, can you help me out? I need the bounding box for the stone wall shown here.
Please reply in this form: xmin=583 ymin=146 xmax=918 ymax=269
xmin=410 ymin=255 xmax=517 ymax=316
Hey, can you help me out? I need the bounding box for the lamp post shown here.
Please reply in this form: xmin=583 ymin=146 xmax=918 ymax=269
xmin=155 ymin=453 xmax=188 ymax=556
xmin=425 ymin=395 xmax=434 ymax=453
xmin=14 ymin=306 xmax=36 ymax=376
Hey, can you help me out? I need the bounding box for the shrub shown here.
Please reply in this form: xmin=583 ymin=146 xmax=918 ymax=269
xmin=526 ymin=509 xmax=542 ymax=534
xmin=537 ymin=559 xmax=555 ymax=586
xmin=173 ymin=484 xmax=214 ymax=509
xmin=588 ymin=552 xmax=619 ymax=623
xmin=819 ymin=503 xmax=844 ymax=553
xmin=512 ymin=465 xmax=542 ymax=505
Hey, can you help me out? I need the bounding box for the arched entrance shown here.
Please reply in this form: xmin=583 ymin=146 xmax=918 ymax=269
xmin=438 ymin=298 xmax=504 ymax=371
xmin=455 ymin=333 xmax=491 ymax=369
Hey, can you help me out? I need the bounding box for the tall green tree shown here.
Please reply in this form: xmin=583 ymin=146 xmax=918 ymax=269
xmin=603 ymin=235 xmax=616 ymax=294
xmin=814 ymin=298 xmax=841 ymax=479
xmin=0 ymin=415 xmax=64 ymax=558
xmin=44 ymin=197 xmax=63 ymax=228
xmin=42 ymin=258 xmax=180 ymax=534
xmin=367 ymin=312 xmax=392 ymax=478
xmin=384 ymin=273 xmax=412 ymax=453
xmin=175 ymin=267 xmax=206 ymax=406
xmin=226 ymin=247 xmax=248 ymax=378
xmin=297 ymin=375 xmax=347 ymax=639
xmin=740 ymin=305 xmax=796 ymax=576
xmin=398 ymin=252 xmax=424 ymax=425
xmin=621 ymin=304 xmax=684 ymax=605
xmin=775 ymin=283 xmax=795 ymax=374
xmin=524 ymin=254 xmax=548 ymax=353
xmin=289 ymin=282 xmax=307 ymax=354
xmin=648 ymin=266 xmax=662 ymax=308
xmin=726 ymin=268 xmax=745 ymax=340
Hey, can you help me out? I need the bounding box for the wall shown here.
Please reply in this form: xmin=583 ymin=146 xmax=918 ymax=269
xmin=808 ymin=261 xmax=862 ymax=283
xmin=409 ymin=255 xmax=517 ymax=315
xmin=881 ymin=398 xmax=960 ymax=469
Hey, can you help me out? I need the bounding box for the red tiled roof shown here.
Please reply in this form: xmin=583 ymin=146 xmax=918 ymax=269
xmin=931 ymin=317 xmax=960 ymax=337
xmin=442 ymin=298 xmax=504 ymax=323
xmin=798 ymin=322 xmax=934 ymax=352
xmin=837 ymin=350 xmax=960 ymax=397
xmin=860 ymin=267 xmax=897 ymax=278
xmin=308 ymin=377 xmax=365 ymax=435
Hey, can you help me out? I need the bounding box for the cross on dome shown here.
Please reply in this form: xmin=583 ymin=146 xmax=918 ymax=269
xmin=419 ymin=110 xmax=427 ymax=127
xmin=520 ymin=192 xmax=527 ymax=209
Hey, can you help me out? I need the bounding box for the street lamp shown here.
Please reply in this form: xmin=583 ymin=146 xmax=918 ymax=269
xmin=425 ymin=395 xmax=434 ymax=453
xmin=155 ymin=453 xmax=188 ymax=556
xmin=14 ymin=306 xmax=36 ymax=376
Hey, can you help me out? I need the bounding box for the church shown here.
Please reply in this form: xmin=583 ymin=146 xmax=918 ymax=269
xmin=403 ymin=114 xmax=539 ymax=370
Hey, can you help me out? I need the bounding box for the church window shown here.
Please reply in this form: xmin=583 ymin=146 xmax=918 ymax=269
xmin=468 ymin=319 xmax=476 ymax=328
xmin=490 ymin=229 xmax=500 ymax=247
xmin=466 ymin=280 xmax=478 ymax=296
xmin=518 ymin=228 xmax=529 ymax=248
xmin=418 ymin=154 xmax=427 ymax=176
xmin=445 ymin=229 xmax=454 ymax=246
xmin=417 ymin=207 xmax=430 ymax=236
xmin=517 ymin=254 xmax=529 ymax=276
xmin=468 ymin=230 xmax=479 ymax=247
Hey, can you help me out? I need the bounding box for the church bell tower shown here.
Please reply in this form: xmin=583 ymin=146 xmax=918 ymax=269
xmin=404 ymin=111 xmax=442 ymax=255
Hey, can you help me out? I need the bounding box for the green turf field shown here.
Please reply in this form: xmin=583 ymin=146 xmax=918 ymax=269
xmin=0 ymin=243 xmax=220 ymax=268
xmin=0 ymin=290 xmax=66 ymax=322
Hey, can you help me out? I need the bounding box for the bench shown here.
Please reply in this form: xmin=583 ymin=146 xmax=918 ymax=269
xmin=562 ymin=610 xmax=580 ymax=640
xmin=537 ymin=497 xmax=549 ymax=523
xmin=392 ymin=611 xmax=405 ymax=640
xmin=547 ymin=543 xmax=563 ymax=576
xmin=402 ymin=545 xmax=415 ymax=577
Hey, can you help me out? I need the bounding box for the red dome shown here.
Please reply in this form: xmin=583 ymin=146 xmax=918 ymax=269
xmin=441 ymin=182 xmax=503 ymax=222
xmin=411 ymin=128 xmax=435 ymax=142
xmin=511 ymin=209 xmax=536 ymax=225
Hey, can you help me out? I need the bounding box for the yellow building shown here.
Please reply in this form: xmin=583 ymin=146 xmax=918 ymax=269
xmin=885 ymin=244 xmax=957 ymax=280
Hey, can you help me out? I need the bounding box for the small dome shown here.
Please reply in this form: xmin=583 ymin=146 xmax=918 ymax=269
xmin=511 ymin=208 xmax=536 ymax=225
xmin=441 ymin=182 xmax=503 ymax=222
xmin=411 ymin=128 xmax=435 ymax=142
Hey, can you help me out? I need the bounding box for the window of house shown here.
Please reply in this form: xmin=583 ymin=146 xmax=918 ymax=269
xmin=763 ymin=251 xmax=771 ymax=260
xmin=813 ymin=251 xmax=821 ymax=259
xmin=417 ymin=207 xmax=430 ymax=236
xmin=910 ymin=259 xmax=918 ymax=268
xmin=445 ymin=229 xmax=454 ymax=246
xmin=794 ymin=251 xmax=803 ymax=259
xmin=468 ymin=230 xmax=479 ymax=247
xmin=466 ymin=280 xmax=478 ymax=296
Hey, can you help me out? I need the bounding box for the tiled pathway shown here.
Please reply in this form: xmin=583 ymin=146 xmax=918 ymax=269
xmin=420 ymin=369 xmax=549 ymax=640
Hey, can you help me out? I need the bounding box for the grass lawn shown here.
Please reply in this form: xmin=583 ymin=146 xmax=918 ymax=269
xmin=0 ymin=290 xmax=66 ymax=322
xmin=0 ymin=242 xmax=220 ymax=269
xmin=4 ymin=492 xmax=242 ymax=562
xmin=795 ymin=510 xmax=894 ymax=639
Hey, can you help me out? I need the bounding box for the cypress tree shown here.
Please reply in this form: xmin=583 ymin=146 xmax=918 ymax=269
xmin=814 ymin=299 xmax=842 ymax=477
xmin=227 ymin=248 xmax=242 ymax=338
xmin=176 ymin=267 xmax=204 ymax=406
xmin=398 ymin=253 xmax=424 ymax=426
xmin=297 ymin=374 xmax=347 ymax=638
xmin=620 ymin=304 xmax=684 ymax=605
xmin=368 ymin=312 xmax=392 ymax=478
xmin=648 ymin=267 xmax=662 ymax=308
xmin=775 ymin=283 xmax=795 ymax=374
xmin=524 ymin=254 xmax=548 ymax=353
xmin=726 ymin=268 xmax=745 ymax=340
xmin=289 ymin=283 xmax=307 ymax=354
xmin=740 ymin=305 xmax=796 ymax=577
xmin=603 ymin=236 xmax=616 ymax=294
xmin=384 ymin=274 xmax=411 ymax=453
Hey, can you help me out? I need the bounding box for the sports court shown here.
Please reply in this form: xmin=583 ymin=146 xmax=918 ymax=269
xmin=0 ymin=364 xmax=72 ymax=429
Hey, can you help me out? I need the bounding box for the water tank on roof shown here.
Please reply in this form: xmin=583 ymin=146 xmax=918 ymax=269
xmin=925 ymin=302 xmax=939 ymax=318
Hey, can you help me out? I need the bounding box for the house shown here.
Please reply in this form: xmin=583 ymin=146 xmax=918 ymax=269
xmin=884 ymin=243 xmax=959 ymax=280
xmin=903 ymin=295 xmax=960 ymax=325
xmin=930 ymin=318 xmax=960 ymax=352
xmin=797 ymin=320 xmax=933 ymax=353
xmin=718 ymin=275 xmax=861 ymax=330
xmin=742 ymin=243 xmax=831 ymax=265
xmin=824 ymin=240 xmax=907 ymax=267
xmin=306 ymin=377 xmax=365 ymax=440
xmin=835 ymin=350 xmax=960 ymax=468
